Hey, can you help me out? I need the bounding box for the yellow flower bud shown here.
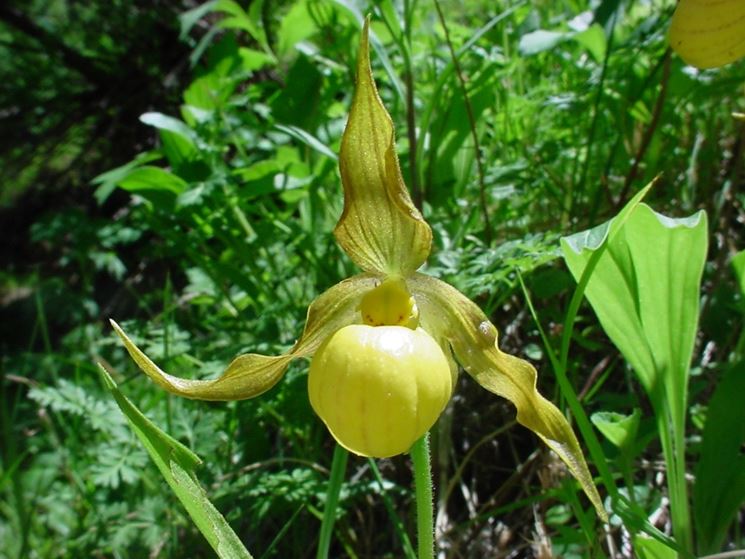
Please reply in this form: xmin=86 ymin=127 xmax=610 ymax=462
xmin=308 ymin=324 xmax=452 ymax=458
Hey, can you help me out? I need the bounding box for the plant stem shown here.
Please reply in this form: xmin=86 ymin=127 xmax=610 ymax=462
xmin=574 ymin=7 xmax=617 ymax=223
xmin=411 ymin=434 xmax=434 ymax=559
xmin=658 ymin=400 xmax=693 ymax=556
xmin=617 ymin=49 xmax=672 ymax=205
xmin=368 ymin=459 xmax=417 ymax=559
xmin=316 ymin=444 xmax=348 ymax=559
xmin=433 ymin=0 xmax=492 ymax=243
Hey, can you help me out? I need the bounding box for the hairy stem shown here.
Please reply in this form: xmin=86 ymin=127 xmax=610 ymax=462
xmin=411 ymin=434 xmax=434 ymax=559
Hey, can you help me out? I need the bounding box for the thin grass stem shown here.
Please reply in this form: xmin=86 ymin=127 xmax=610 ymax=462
xmin=316 ymin=444 xmax=348 ymax=559
xmin=432 ymin=0 xmax=492 ymax=243
xmin=368 ymin=459 xmax=417 ymax=559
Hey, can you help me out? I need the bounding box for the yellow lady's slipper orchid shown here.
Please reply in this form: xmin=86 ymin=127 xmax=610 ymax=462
xmin=669 ymin=0 xmax=745 ymax=69
xmin=111 ymin=19 xmax=606 ymax=519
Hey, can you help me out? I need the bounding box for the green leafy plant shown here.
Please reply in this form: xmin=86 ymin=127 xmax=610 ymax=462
xmin=562 ymin=201 xmax=708 ymax=555
xmin=105 ymin=19 xmax=605 ymax=558
xmin=3 ymin=1 xmax=744 ymax=557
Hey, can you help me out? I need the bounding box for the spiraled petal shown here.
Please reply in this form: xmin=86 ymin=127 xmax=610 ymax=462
xmin=335 ymin=18 xmax=432 ymax=276
xmin=410 ymin=273 xmax=607 ymax=520
xmin=111 ymin=274 xmax=377 ymax=401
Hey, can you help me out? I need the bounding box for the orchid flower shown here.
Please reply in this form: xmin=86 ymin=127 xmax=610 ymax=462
xmin=111 ymin=20 xmax=605 ymax=519
xmin=669 ymin=0 xmax=745 ymax=68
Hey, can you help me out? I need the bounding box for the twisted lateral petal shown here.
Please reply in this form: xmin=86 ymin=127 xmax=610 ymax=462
xmin=409 ymin=273 xmax=607 ymax=521
xmin=111 ymin=274 xmax=377 ymax=401
xmin=669 ymin=0 xmax=745 ymax=68
xmin=335 ymin=19 xmax=432 ymax=276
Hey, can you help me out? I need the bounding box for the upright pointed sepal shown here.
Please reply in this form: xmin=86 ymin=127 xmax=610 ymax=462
xmin=111 ymin=274 xmax=377 ymax=401
xmin=410 ymin=274 xmax=607 ymax=521
xmin=335 ymin=18 xmax=432 ymax=276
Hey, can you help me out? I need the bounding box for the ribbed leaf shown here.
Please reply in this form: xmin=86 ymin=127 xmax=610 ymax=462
xmin=98 ymin=366 xmax=253 ymax=559
xmin=562 ymin=205 xmax=707 ymax=406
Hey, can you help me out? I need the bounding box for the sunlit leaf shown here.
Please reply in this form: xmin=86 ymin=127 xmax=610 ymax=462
xmin=561 ymin=203 xmax=707 ymax=552
xmin=98 ymin=366 xmax=253 ymax=559
xmin=634 ymin=534 xmax=678 ymax=559
xmin=591 ymin=410 xmax=640 ymax=451
xmin=562 ymin=204 xmax=707 ymax=402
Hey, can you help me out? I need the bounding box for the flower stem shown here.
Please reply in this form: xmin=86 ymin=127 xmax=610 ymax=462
xmin=411 ymin=433 xmax=434 ymax=559
xmin=316 ymin=444 xmax=348 ymax=559
xmin=368 ymin=459 xmax=417 ymax=559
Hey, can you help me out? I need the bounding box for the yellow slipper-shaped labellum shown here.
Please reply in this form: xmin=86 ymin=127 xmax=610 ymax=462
xmin=669 ymin=0 xmax=745 ymax=68
xmin=308 ymin=324 xmax=452 ymax=458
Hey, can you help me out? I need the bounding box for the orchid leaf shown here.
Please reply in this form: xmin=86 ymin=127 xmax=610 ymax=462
xmin=731 ymin=249 xmax=745 ymax=295
xmin=561 ymin=203 xmax=707 ymax=553
xmin=634 ymin=535 xmax=677 ymax=559
xmin=561 ymin=204 xmax=707 ymax=406
xmin=335 ymin=18 xmax=432 ymax=276
xmin=98 ymin=366 xmax=253 ymax=559
xmin=669 ymin=0 xmax=745 ymax=69
xmin=409 ymin=273 xmax=607 ymax=520
xmin=693 ymin=360 xmax=745 ymax=554
xmin=591 ymin=409 xmax=640 ymax=452
xmin=112 ymin=274 xmax=376 ymax=401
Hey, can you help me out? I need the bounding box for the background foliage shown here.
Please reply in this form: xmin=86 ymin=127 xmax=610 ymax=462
xmin=1 ymin=0 xmax=744 ymax=557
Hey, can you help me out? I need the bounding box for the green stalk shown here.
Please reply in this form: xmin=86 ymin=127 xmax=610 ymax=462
xmin=368 ymin=459 xmax=417 ymax=559
xmin=410 ymin=434 xmax=434 ymax=559
xmin=316 ymin=444 xmax=348 ymax=559
xmin=658 ymin=400 xmax=693 ymax=556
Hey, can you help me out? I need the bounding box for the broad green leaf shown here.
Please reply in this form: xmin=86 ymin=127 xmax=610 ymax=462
xmin=238 ymin=47 xmax=274 ymax=71
xmin=572 ymin=24 xmax=607 ymax=62
xmin=140 ymin=112 xmax=199 ymax=171
xmin=693 ymin=361 xmax=745 ymax=554
xmin=335 ymin=19 xmax=432 ymax=276
xmin=562 ymin=203 xmax=707 ymax=553
xmin=518 ymin=30 xmax=566 ymax=56
xmin=519 ymin=25 xmax=605 ymax=62
xmin=272 ymin=55 xmax=323 ymax=128
xmin=91 ymin=151 xmax=162 ymax=205
xmin=561 ymin=204 xmax=707 ymax=401
xmin=634 ymin=535 xmax=678 ymax=559
xmin=98 ymin=366 xmax=253 ymax=559
xmin=591 ymin=410 xmax=640 ymax=451
xmin=140 ymin=112 xmax=196 ymax=144
xmin=215 ymin=0 xmax=271 ymax=55
xmin=276 ymin=0 xmax=318 ymax=56
xmin=118 ymin=166 xmax=188 ymax=195
xmin=116 ymin=166 xmax=189 ymax=209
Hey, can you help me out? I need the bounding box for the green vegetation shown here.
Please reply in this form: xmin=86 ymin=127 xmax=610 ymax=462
xmin=1 ymin=0 xmax=744 ymax=557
